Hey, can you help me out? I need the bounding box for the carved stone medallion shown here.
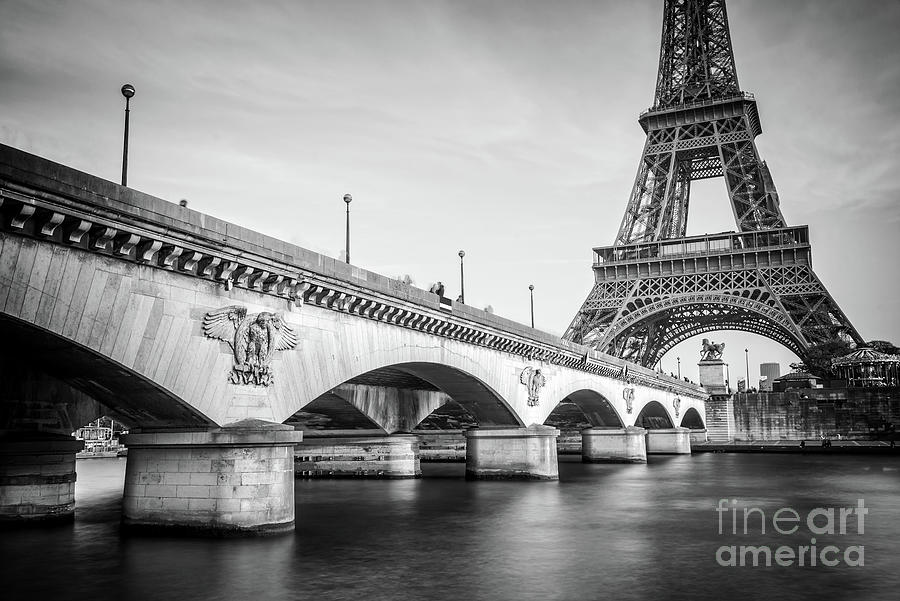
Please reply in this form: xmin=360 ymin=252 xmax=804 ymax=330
xmin=203 ymin=305 xmax=298 ymax=386
xmin=673 ymin=396 xmax=682 ymax=418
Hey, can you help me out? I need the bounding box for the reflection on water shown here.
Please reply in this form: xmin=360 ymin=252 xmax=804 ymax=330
xmin=3 ymin=455 xmax=899 ymax=601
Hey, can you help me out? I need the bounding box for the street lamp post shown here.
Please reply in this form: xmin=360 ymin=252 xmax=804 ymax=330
xmin=677 ymin=356 xmax=681 ymax=379
xmin=725 ymin=363 xmax=731 ymax=393
xmin=343 ymin=194 xmax=352 ymax=264
xmin=120 ymin=84 xmax=135 ymax=186
xmin=458 ymin=250 xmax=466 ymax=303
xmin=745 ymin=348 xmax=750 ymax=390
xmin=528 ymin=284 xmax=535 ymax=328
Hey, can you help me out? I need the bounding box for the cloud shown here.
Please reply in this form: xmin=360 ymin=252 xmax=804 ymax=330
xmin=2 ymin=0 xmax=898 ymax=357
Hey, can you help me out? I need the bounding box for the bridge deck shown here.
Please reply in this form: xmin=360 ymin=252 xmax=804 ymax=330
xmin=0 ymin=143 xmax=705 ymax=400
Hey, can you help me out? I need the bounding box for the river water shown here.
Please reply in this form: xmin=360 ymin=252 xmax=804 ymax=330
xmin=3 ymin=454 xmax=899 ymax=601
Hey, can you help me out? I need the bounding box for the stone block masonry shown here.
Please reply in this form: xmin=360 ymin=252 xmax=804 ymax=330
xmin=0 ymin=432 xmax=83 ymax=523
xmin=582 ymin=427 xmax=647 ymax=463
xmin=690 ymin=428 xmax=708 ymax=444
xmin=729 ymin=388 xmax=900 ymax=441
xmin=416 ymin=431 xmax=466 ymax=462
xmin=705 ymin=394 xmax=736 ymax=442
xmin=121 ymin=419 xmax=302 ymax=535
xmin=295 ymin=434 xmax=420 ymax=478
xmin=645 ymin=427 xmax=692 ymax=455
xmin=465 ymin=424 xmax=560 ymax=480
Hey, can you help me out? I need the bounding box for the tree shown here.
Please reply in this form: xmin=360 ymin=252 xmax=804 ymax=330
xmin=795 ymin=339 xmax=853 ymax=379
xmin=867 ymin=340 xmax=900 ymax=355
xmin=793 ymin=340 xmax=899 ymax=378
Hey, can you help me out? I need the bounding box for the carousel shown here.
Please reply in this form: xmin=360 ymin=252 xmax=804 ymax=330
xmin=832 ymin=347 xmax=900 ymax=388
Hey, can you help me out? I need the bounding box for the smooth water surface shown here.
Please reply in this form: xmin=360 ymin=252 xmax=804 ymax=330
xmin=3 ymin=455 xmax=899 ymax=601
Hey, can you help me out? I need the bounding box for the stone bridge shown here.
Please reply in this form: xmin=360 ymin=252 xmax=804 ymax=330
xmin=0 ymin=144 xmax=706 ymax=534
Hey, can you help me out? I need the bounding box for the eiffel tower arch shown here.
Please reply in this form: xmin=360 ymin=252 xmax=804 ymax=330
xmin=564 ymin=0 xmax=862 ymax=367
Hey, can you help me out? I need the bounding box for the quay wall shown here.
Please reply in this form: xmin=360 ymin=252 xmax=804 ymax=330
xmin=730 ymin=388 xmax=900 ymax=441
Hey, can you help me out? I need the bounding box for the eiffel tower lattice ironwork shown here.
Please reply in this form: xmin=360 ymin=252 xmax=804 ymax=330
xmin=564 ymin=0 xmax=862 ymax=367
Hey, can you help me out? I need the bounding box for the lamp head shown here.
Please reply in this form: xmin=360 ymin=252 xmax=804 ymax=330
xmin=528 ymin=284 xmax=534 ymax=291
xmin=343 ymin=194 xmax=352 ymax=204
xmin=458 ymin=250 xmax=465 ymax=259
xmin=121 ymin=84 xmax=135 ymax=99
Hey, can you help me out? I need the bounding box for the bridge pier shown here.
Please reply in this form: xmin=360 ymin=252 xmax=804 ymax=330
xmin=464 ymin=424 xmax=559 ymax=480
xmin=416 ymin=430 xmax=466 ymax=462
xmin=581 ymin=427 xmax=647 ymax=463
xmin=294 ymin=434 xmax=420 ymax=478
xmin=645 ymin=427 xmax=692 ymax=455
xmin=689 ymin=428 xmax=708 ymax=444
xmin=0 ymin=431 xmax=83 ymax=525
xmin=120 ymin=420 xmax=302 ymax=535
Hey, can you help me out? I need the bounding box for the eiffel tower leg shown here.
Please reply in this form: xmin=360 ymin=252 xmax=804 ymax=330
xmin=615 ymin=144 xmax=680 ymax=246
xmin=657 ymin=162 xmax=690 ymax=240
xmin=761 ymin=266 xmax=863 ymax=346
xmin=564 ymin=279 xmax=639 ymax=349
xmin=715 ymin=117 xmax=787 ymax=231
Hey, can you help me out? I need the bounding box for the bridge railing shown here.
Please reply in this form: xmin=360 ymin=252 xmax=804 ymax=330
xmin=0 ymin=144 xmax=706 ymax=400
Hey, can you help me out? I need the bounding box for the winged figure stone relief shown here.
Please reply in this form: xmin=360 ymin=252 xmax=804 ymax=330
xmin=202 ymin=305 xmax=298 ymax=386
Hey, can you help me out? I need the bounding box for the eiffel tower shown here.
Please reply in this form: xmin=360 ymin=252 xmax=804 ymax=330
xmin=564 ymin=0 xmax=862 ymax=367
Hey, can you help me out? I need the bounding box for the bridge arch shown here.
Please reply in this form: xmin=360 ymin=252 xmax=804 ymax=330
xmin=290 ymin=361 xmax=523 ymax=433
xmin=543 ymin=389 xmax=624 ymax=429
xmin=680 ymin=407 xmax=705 ymax=429
xmin=0 ymin=313 xmax=216 ymax=430
xmin=598 ymin=293 xmax=807 ymax=366
xmin=634 ymin=400 xmax=674 ymax=429
xmin=396 ymin=362 xmax=520 ymax=426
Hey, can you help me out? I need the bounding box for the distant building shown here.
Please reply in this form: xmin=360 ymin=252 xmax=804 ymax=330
xmin=773 ymin=371 xmax=822 ymax=392
xmin=759 ymin=362 xmax=781 ymax=391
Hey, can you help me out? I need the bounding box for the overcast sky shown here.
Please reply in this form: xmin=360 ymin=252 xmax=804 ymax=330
xmin=2 ymin=0 xmax=898 ymax=385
